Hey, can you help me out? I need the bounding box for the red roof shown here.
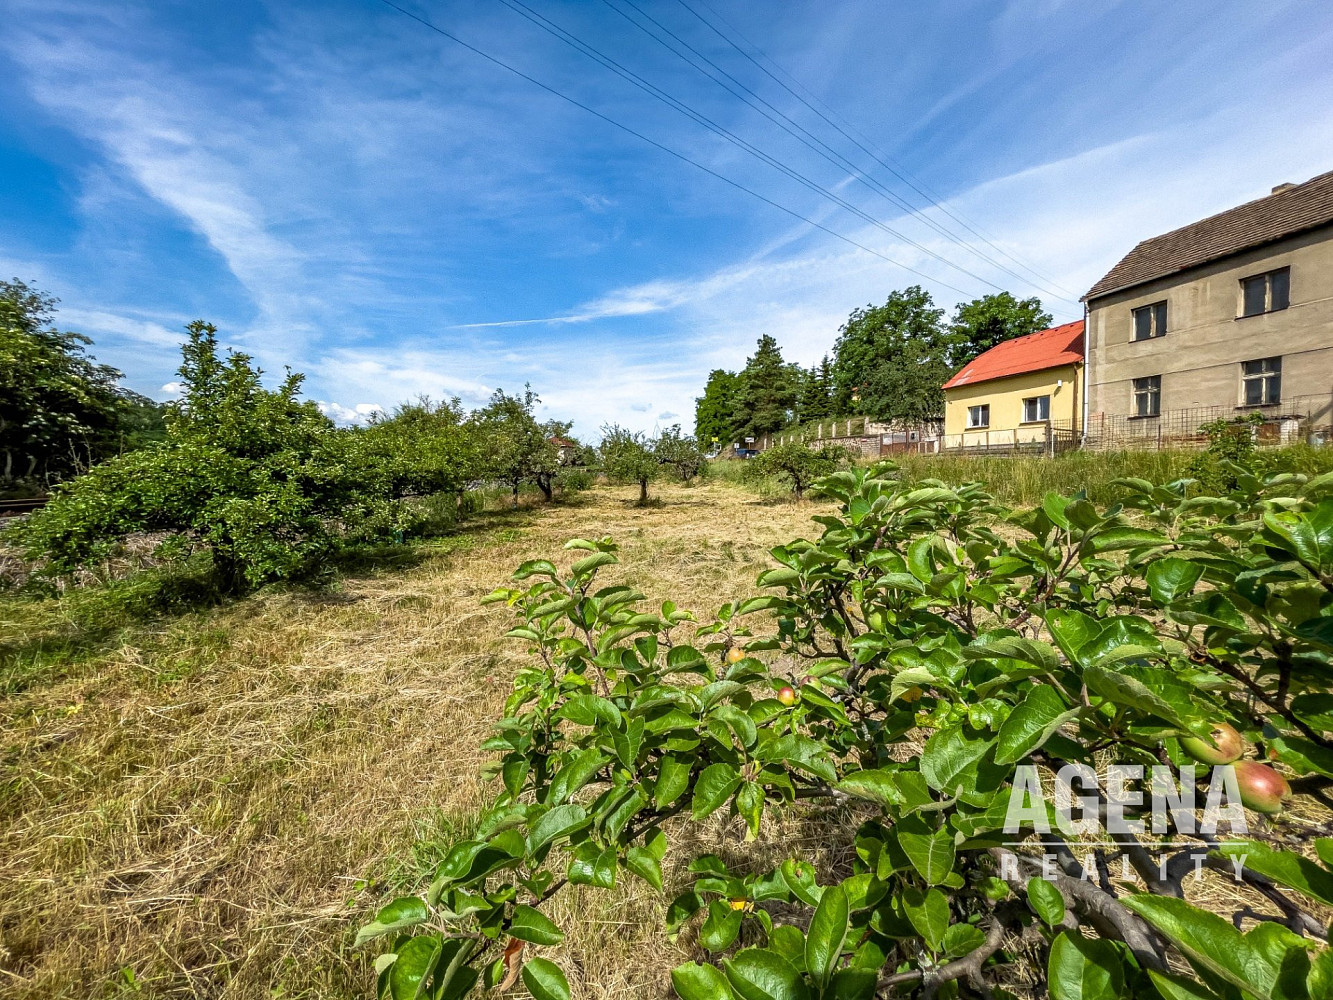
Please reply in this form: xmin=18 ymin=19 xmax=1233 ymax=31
xmin=942 ymin=320 xmax=1084 ymax=390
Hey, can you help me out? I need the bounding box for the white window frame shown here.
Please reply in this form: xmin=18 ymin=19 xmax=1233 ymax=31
xmin=1241 ymin=357 xmax=1282 ymax=406
xmin=967 ymin=404 xmax=990 ymax=429
xmin=1021 ymin=395 xmax=1051 ymax=423
xmin=1132 ymin=375 xmax=1161 ymax=418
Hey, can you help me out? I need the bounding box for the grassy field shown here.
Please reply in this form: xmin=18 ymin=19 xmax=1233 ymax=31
xmin=711 ymin=444 xmax=1333 ymax=506
xmin=6 ymin=448 xmax=1332 ymax=998
xmin=0 ymin=482 xmax=832 ymax=999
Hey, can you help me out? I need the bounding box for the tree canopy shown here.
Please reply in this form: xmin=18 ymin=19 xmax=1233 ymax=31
xmin=0 ymin=279 xmax=164 ymax=489
xmin=693 ymin=288 xmax=1054 ymax=440
xmin=729 ymin=335 xmax=798 ymax=444
xmin=948 ymin=290 xmax=1053 ymax=363
xmin=693 ymin=369 xmax=738 ymax=451
xmin=469 ymin=387 xmax=569 ymax=504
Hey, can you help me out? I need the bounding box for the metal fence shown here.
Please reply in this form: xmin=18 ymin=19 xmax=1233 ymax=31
xmin=1085 ymin=394 xmax=1333 ymax=451
xmin=940 ymin=420 xmax=1079 ymax=457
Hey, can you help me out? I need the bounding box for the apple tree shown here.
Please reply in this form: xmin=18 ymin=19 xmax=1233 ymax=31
xmin=600 ymin=425 xmax=659 ymax=503
xmin=358 ymin=459 xmax=1333 ymax=999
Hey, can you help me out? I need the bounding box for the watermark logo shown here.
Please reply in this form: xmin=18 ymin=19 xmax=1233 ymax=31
xmin=1000 ymin=764 xmax=1250 ymax=883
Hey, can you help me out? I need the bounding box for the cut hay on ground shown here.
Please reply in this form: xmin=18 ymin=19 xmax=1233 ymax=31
xmin=0 ymin=483 xmax=825 ymax=999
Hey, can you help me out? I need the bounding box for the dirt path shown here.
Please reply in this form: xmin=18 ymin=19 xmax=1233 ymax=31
xmin=0 ymin=483 xmax=822 ymax=999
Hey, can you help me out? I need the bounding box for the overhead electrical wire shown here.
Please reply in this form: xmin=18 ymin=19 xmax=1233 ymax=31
xmin=490 ymin=0 xmax=1011 ymax=296
xmin=675 ymin=0 xmax=1084 ymax=302
xmin=375 ymin=0 xmax=975 ymax=296
xmin=603 ymin=0 xmax=1081 ymax=308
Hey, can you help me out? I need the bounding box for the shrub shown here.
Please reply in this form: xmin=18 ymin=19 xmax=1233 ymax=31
xmin=744 ymin=440 xmax=848 ymax=498
xmin=358 ymin=459 xmax=1333 ymax=1000
xmin=1187 ymin=413 xmax=1265 ymax=492
xmin=556 ymin=468 xmax=594 ymax=493
xmin=8 ymin=325 xmax=480 ymax=592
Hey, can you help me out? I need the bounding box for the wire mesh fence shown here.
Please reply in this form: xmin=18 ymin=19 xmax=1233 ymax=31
xmin=1085 ymin=393 xmax=1333 ymax=451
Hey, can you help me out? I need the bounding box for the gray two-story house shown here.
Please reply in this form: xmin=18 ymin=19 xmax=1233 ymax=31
xmin=1083 ymin=170 xmax=1333 ymax=445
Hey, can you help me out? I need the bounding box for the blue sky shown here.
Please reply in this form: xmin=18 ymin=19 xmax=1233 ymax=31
xmin=3 ymin=0 xmax=1333 ymax=436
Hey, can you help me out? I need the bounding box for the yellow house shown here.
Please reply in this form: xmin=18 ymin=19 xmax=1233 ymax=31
xmin=941 ymin=320 xmax=1084 ymax=453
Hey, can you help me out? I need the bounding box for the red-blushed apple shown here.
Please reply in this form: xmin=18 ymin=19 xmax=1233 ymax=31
xmin=1181 ymin=722 xmax=1244 ymax=765
xmin=777 ymin=686 xmax=797 ymax=707
xmin=1234 ymin=760 xmax=1291 ymax=815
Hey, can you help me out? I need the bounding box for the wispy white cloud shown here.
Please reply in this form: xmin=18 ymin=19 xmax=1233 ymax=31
xmin=317 ymin=400 xmax=385 ymax=425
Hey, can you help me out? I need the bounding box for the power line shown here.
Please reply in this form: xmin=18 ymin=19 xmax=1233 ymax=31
xmin=491 ymin=0 xmax=1009 ymax=296
xmin=676 ymin=0 xmax=1084 ymax=302
xmin=375 ymin=0 xmax=974 ymax=296
xmin=604 ymin=0 xmax=1081 ymax=308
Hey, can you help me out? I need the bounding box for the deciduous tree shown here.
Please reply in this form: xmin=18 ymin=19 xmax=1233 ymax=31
xmin=654 ymin=425 xmax=706 ymax=483
xmin=600 ymin=424 xmax=657 ymax=503
xmin=829 ymin=286 xmax=947 ymax=419
xmin=470 ymin=387 xmax=566 ymax=505
xmin=947 ymin=291 xmax=1052 ymax=365
xmin=0 ymin=279 xmax=147 ymax=487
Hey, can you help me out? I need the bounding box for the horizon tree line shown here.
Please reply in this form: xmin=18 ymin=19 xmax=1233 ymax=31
xmin=693 ymin=288 xmax=1053 ymax=449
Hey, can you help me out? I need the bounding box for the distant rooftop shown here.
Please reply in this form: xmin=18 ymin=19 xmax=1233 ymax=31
xmin=942 ymin=319 xmax=1084 ymax=390
xmin=1084 ymin=170 xmax=1333 ymax=301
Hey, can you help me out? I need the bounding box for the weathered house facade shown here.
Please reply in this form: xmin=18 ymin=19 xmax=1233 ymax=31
xmin=1083 ymin=171 xmax=1333 ymax=447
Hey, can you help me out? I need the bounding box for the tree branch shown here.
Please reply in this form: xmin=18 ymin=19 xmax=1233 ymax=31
xmin=988 ymin=848 xmax=1168 ymax=972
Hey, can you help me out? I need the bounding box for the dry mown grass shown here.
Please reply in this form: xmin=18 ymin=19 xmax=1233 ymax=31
xmin=5 ymin=479 xmax=1329 ymax=999
xmin=0 ymin=482 xmax=830 ymax=999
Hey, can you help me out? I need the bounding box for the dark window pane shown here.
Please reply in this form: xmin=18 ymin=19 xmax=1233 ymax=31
xmin=1270 ymin=268 xmax=1290 ymax=310
xmin=1242 ymin=276 xmax=1267 ymax=316
xmin=1134 ymin=308 xmax=1151 ymax=341
xmin=1266 ymin=374 xmax=1281 ymax=404
xmin=1244 ymin=378 xmax=1263 ymax=406
xmin=1153 ymin=302 xmax=1167 ymax=336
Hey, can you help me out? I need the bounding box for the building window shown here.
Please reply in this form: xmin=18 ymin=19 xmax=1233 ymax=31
xmin=1022 ymin=395 xmax=1051 ymax=422
xmin=1132 ymin=301 xmax=1168 ymax=341
xmin=1240 ymin=267 xmax=1290 ymax=317
xmin=967 ymin=404 xmax=990 ymax=428
xmin=1132 ymin=376 xmax=1161 ymax=417
xmin=1242 ymin=357 xmax=1282 ymax=406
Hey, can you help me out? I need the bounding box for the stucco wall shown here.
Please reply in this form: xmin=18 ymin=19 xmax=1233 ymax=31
xmin=943 ymin=364 xmax=1081 ymax=440
xmin=1086 ymin=224 xmax=1333 ymax=420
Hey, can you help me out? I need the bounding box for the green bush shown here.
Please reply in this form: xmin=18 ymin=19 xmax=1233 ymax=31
xmin=556 ymin=468 xmax=595 ymax=493
xmin=358 ymin=459 xmax=1333 ymax=1000
xmin=744 ymin=441 xmax=849 ymax=499
xmin=8 ymin=325 xmax=480 ymax=592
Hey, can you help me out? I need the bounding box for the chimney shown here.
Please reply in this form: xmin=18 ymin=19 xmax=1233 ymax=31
xmin=1272 ymin=182 xmax=1297 ymax=195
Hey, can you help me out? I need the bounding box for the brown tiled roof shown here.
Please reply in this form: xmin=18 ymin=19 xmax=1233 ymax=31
xmin=1083 ymin=170 xmax=1333 ymax=301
